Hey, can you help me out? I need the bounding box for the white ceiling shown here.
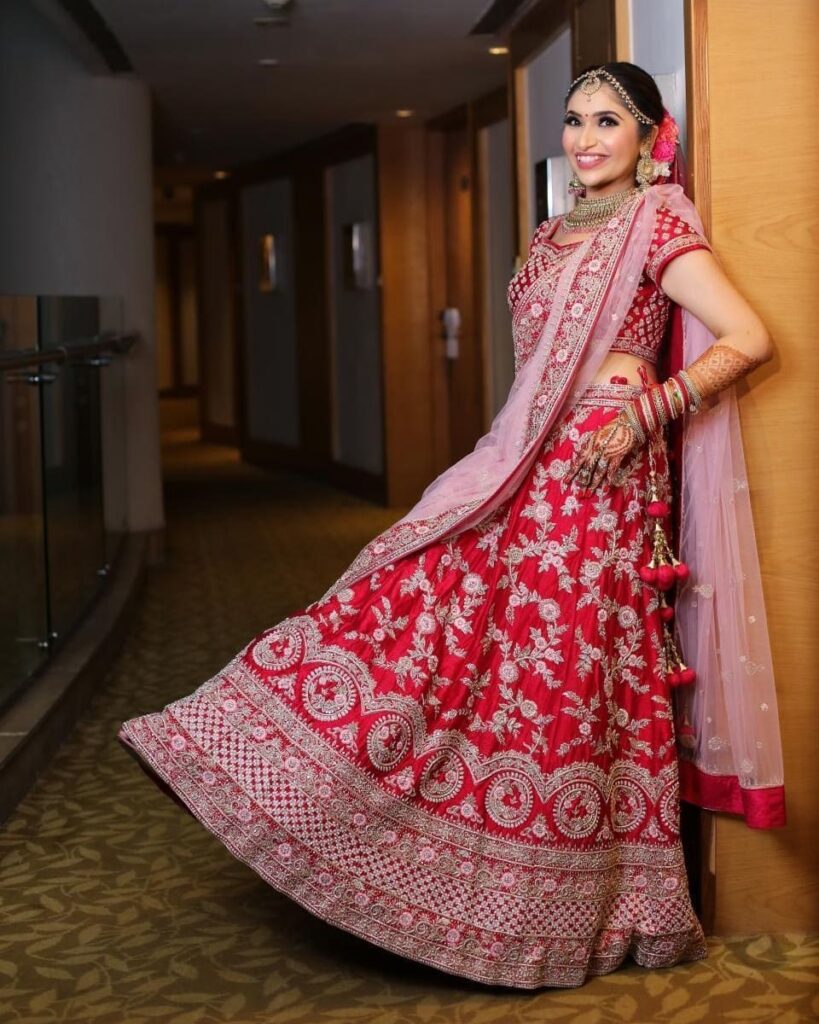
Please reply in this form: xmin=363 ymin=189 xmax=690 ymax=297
xmin=90 ymin=0 xmax=508 ymax=166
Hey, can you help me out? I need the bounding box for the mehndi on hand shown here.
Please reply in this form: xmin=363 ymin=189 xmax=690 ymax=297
xmin=564 ymin=343 xmax=764 ymax=494
xmin=565 ymin=414 xmax=640 ymax=492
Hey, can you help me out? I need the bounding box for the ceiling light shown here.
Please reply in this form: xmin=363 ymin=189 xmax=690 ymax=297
xmin=489 ymin=46 xmax=509 ymax=55
xmin=395 ymin=109 xmax=414 ymax=118
xmin=259 ymin=0 xmax=293 ymax=9
xmin=258 ymin=57 xmax=280 ymax=67
xmin=214 ymin=170 xmax=230 ymax=180
xmin=254 ymin=15 xmax=288 ymax=26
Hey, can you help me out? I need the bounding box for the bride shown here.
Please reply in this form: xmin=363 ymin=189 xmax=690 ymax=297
xmin=118 ymin=62 xmax=785 ymax=989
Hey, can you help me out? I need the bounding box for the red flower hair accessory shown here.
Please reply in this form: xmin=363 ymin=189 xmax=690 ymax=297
xmin=651 ymin=109 xmax=679 ymax=173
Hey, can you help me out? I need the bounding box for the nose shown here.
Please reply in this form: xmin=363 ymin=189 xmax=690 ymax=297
xmin=578 ymin=120 xmax=597 ymax=149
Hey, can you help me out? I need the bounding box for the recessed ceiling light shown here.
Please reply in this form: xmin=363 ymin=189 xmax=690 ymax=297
xmin=395 ymin=109 xmax=414 ymax=118
xmin=258 ymin=57 xmax=280 ymax=67
xmin=489 ymin=46 xmax=509 ymax=56
xmin=214 ymin=170 xmax=230 ymax=180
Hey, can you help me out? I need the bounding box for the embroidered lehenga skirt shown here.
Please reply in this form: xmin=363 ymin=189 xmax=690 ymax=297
xmin=118 ymin=379 xmax=708 ymax=989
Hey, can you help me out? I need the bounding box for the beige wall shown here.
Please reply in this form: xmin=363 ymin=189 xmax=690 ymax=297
xmin=699 ymin=0 xmax=819 ymax=933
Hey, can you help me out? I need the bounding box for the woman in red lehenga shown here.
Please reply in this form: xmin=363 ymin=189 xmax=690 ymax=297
xmin=118 ymin=63 xmax=786 ymax=988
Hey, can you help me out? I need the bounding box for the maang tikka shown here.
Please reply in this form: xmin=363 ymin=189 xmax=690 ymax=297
xmin=564 ymin=70 xmax=679 ymax=196
xmin=565 ymin=67 xmax=655 ymax=125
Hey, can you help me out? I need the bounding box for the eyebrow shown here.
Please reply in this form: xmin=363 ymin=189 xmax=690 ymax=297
xmin=565 ymin=109 xmax=623 ymax=118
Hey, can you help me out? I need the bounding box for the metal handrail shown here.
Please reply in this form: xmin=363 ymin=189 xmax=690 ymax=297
xmin=0 ymin=331 xmax=139 ymax=372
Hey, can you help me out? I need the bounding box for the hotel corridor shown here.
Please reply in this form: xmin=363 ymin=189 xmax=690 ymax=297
xmin=0 ymin=432 xmax=815 ymax=1023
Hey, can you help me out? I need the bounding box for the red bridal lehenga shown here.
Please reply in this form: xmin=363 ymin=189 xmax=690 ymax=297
xmin=119 ymin=201 xmax=731 ymax=988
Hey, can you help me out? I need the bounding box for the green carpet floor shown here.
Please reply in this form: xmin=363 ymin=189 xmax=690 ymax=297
xmin=1 ymin=432 xmax=816 ymax=1024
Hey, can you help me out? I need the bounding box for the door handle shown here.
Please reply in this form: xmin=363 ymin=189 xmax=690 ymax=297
xmin=440 ymin=307 xmax=461 ymax=360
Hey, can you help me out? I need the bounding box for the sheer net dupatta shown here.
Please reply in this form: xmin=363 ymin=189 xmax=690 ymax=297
xmin=662 ymin=187 xmax=786 ymax=829
xmin=316 ymin=182 xmax=786 ymax=830
xmin=320 ymin=188 xmax=663 ymax=600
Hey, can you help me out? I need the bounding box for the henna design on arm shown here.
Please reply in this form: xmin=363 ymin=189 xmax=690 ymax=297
xmin=685 ymin=343 xmax=764 ymax=401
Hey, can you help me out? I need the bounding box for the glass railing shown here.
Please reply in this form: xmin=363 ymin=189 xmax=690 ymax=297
xmin=0 ymin=295 xmax=136 ymax=713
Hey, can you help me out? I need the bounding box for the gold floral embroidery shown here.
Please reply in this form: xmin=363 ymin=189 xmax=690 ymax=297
xmin=119 ymin=394 xmax=707 ymax=989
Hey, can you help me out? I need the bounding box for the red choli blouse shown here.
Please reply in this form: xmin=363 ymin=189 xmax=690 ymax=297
xmin=506 ymin=206 xmax=711 ymax=374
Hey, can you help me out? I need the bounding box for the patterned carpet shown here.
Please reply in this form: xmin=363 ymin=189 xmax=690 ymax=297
xmin=1 ymin=431 xmax=816 ymax=1024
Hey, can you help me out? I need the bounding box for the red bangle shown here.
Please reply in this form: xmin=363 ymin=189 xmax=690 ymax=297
xmin=658 ymin=382 xmax=675 ymax=422
xmin=671 ymin=372 xmax=697 ymax=412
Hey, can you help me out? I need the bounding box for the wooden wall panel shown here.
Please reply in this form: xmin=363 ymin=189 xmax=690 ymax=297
xmin=571 ymin=0 xmax=615 ymax=76
xmin=613 ymin=0 xmax=631 ymax=61
xmin=444 ymin=126 xmax=481 ymax=462
xmin=425 ymin=131 xmax=452 ymax=479
xmin=377 ymin=126 xmax=437 ymax=507
xmin=513 ymin=63 xmax=532 ymax=259
xmin=293 ymin=165 xmax=331 ymax=465
xmin=698 ymin=0 xmax=819 ymax=933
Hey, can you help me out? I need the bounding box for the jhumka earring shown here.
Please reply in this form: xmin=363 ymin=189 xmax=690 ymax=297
xmin=568 ymin=172 xmax=586 ymax=198
xmin=635 ymin=145 xmax=656 ymax=189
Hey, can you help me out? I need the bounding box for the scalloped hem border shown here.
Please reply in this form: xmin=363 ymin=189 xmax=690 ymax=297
xmin=116 ymin=723 xmax=709 ymax=989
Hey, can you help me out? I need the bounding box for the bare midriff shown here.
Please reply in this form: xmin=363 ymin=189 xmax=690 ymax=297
xmin=590 ymin=352 xmax=658 ymax=387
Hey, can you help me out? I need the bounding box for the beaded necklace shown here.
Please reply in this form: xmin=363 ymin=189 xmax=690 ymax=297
xmin=561 ymin=185 xmax=643 ymax=231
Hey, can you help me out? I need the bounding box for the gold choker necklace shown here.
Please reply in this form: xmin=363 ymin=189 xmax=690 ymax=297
xmin=561 ymin=186 xmax=642 ymax=231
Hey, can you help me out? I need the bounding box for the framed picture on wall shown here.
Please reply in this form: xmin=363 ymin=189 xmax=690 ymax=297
xmin=258 ymin=233 xmax=279 ymax=292
xmin=342 ymin=222 xmax=375 ymax=290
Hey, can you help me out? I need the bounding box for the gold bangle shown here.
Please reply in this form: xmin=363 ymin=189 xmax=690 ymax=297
xmin=652 ymin=386 xmax=668 ymax=428
xmin=678 ymin=369 xmax=703 ymax=411
xmin=622 ymin=403 xmax=646 ymax=445
xmin=667 ymin=378 xmax=684 ymax=415
xmin=661 ymin=380 xmax=676 ymax=418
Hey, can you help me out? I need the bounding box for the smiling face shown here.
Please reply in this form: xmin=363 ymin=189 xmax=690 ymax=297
xmin=562 ymin=83 xmax=657 ymax=199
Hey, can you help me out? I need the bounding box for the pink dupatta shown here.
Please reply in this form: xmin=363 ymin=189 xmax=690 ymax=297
xmin=317 ymin=182 xmax=786 ymax=830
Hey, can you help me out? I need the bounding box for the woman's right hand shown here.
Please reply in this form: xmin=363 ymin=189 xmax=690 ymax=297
xmin=565 ymin=411 xmax=642 ymax=493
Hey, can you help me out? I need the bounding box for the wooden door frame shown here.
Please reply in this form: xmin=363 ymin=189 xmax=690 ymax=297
xmin=684 ymin=0 xmax=712 ymax=234
xmin=683 ymin=0 xmax=716 ymax=935
xmin=472 ymin=88 xmax=514 ymax=432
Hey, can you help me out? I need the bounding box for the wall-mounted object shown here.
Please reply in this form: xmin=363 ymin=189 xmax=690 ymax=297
xmin=441 ymin=307 xmax=461 ymax=361
xmin=258 ymin=233 xmax=279 ymax=292
xmin=342 ymin=222 xmax=375 ymax=290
